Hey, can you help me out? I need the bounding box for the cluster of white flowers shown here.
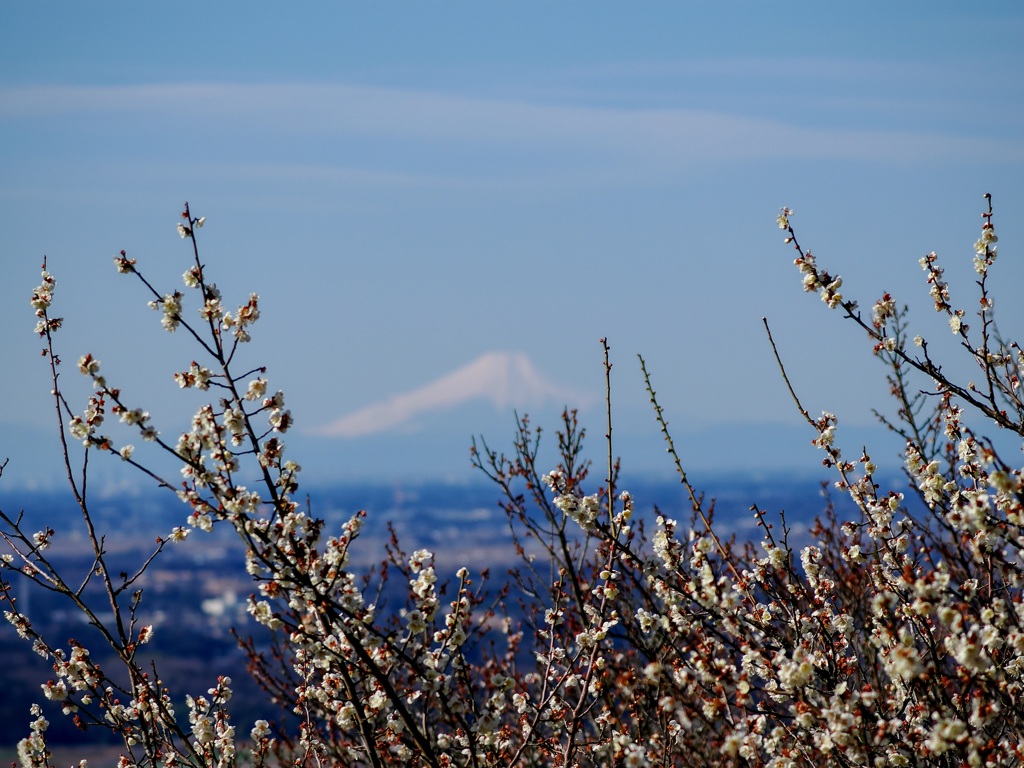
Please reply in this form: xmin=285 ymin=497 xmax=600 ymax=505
xmin=16 ymin=704 xmax=49 ymax=768
xmin=973 ymin=219 xmax=998 ymax=274
xmin=542 ymin=469 xmax=602 ymax=529
xmin=173 ymin=361 xmax=213 ymax=390
xmin=776 ymin=206 xmax=793 ymax=231
xmin=68 ymin=388 xmax=104 ymax=444
xmin=919 ymin=250 xmax=953 ymax=313
xmin=176 ymin=215 xmax=206 ymax=240
xmin=792 ymin=249 xmax=845 ymax=309
xmin=148 ymin=291 xmax=183 ymax=332
xmin=221 ymin=293 xmax=259 ymax=343
xmin=181 ymin=677 xmax=240 ymax=767
xmin=30 ymin=268 xmax=63 ymax=337
xmin=871 ymin=291 xmax=896 ymax=328
xmin=8 ymin=200 xmax=1024 ymax=767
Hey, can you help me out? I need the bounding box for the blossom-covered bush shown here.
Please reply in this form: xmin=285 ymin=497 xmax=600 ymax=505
xmin=2 ymin=197 xmax=1023 ymax=767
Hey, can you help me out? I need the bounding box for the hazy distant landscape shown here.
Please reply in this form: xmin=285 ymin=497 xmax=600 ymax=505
xmin=0 ymin=473 xmax=862 ymax=746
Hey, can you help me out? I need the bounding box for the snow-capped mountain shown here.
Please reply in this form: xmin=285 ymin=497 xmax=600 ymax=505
xmin=315 ymin=351 xmax=594 ymax=439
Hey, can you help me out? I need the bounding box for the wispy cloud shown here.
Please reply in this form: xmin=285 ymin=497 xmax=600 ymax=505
xmin=3 ymin=82 xmax=1020 ymax=167
xmin=315 ymin=351 xmax=594 ymax=438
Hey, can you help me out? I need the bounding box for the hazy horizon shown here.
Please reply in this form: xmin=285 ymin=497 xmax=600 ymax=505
xmin=3 ymin=3 xmax=1023 ymax=487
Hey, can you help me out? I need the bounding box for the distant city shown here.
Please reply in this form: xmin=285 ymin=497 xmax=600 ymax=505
xmin=0 ymin=474 xmax=874 ymax=745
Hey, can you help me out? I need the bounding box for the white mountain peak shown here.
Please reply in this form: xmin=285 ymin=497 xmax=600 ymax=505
xmin=316 ymin=351 xmax=592 ymax=438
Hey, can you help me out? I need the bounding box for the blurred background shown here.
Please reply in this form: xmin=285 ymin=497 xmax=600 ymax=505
xmin=2 ymin=2 xmax=1023 ymax=488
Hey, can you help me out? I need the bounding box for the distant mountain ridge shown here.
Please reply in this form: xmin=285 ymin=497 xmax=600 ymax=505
xmin=315 ymin=351 xmax=594 ymax=438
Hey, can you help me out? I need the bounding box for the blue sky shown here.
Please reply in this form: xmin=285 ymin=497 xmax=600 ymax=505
xmin=2 ymin=3 xmax=1024 ymax=486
